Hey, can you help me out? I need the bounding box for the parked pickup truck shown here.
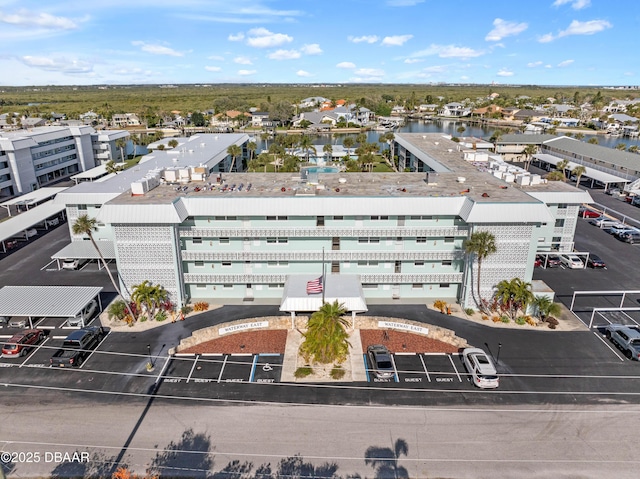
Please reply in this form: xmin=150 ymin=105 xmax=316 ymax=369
xmin=604 ymin=324 xmax=640 ymax=360
xmin=50 ymin=326 xmax=108 ymax=367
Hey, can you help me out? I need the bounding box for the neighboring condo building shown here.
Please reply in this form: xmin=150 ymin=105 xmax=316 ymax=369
xmin=0 ymin=126 xmax=129 ymax=198
xmin=54 ymin=133 xmax=590 ymax=312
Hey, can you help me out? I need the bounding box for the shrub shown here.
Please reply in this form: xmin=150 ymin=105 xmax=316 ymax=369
xmin=492 ymin=316 xmax=501 ymax=323
xmin=433 ymin=299 xmax=448 ymax=314
xmin=193 ymin=301 xmax=209 ymax=312
xmin=525 ymin=316 xmax=537 ymax=326
xmin=515 ymin=317 xmax=526 ymax=325
xmin=465 ymin=308 xmax=475 ymax=316
xmin=548 ymin=323 xmax=557 ymax=329
xmin=139 ymin=315 xmax=147 ymax=322
xmin=481 ymin=314 xmax=489 ymax=321
xmin=155 ymin=310 xmax=167 ymax=322
xmin=330 ymin=365 xmax=346 ymax=380
xmin=546 ymin=317 xmax=559 ymax=326
xmin=500 ymin=316 xmax=510 ymax=323
xmin=180 ymin=305 xmax=193 ymax=315
xmin=107 ymin=300 xmax=128 ymax=321
xmin=294 ymin=366 xmax=313 ymax=378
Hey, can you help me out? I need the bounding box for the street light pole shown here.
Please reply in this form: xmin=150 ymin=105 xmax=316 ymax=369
xmin=496 ymin=342 xmax=502 ymax=364
xmin=146 ymin=344 xmax=153 ymax=370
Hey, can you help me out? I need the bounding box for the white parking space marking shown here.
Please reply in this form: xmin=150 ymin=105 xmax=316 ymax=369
xmin=19 ymin=337 xmax=49 ymax=368
xmin=217 ymin=355 xmax=228 ymax=383
xmin=448 ymin=354 xmax=462 ymax=382
xmin=186 ymin=355 xmax=199 ymax=383
xmin=390 ymin=354 xmax=399 ymax=382
xmin=155 ymin=356 xmax=170 ymax=384
xmin=593 ymin=332 xmax=625 ymax=361
xmin=79 ymin=332 xmax=110 ymax=369
xmin=40 ymin=259 xmax=57 ymax=271
xmin=419 ymin=354 xmax=431 ymax=382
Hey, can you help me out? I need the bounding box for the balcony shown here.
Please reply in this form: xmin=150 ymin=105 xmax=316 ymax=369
xmin=183 ymin=272 xmax=463 ymax=284
xmin=181 ymin=250 xmax=464 ymax=262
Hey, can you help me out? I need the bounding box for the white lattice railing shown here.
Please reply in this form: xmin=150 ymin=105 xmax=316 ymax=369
xmin=183 ymin=272 xmax=464 ymax=284
xmin=178 ymin=226 xmax=469 ymax=238
xmin=180 ymin=250 xmax=464 ymax=261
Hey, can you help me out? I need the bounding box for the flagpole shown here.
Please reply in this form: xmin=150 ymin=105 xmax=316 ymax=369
xmin=321 ymin=246 xmax=326 ymax=304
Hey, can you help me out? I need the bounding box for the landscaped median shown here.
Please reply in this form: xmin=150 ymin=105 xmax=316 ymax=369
xmin=170 ymin=315 xmax=468 ymax=382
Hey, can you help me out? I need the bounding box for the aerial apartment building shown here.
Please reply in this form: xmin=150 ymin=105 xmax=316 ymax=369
xmin=0 ymin=126 xmax=129 ymax=198
xmin=54 ymin=133 xmax=590 ymax=313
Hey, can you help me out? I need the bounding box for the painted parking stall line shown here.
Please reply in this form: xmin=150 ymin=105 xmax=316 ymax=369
xmin=393 ymin=353 xmax=426 ymax=385
xmin=250 ymin=353 xmax=283 ymax=383
xmin=448 ymin=354 xmax=463 ymax=382
xmin=593 ymin=331 xmax=625 ymax=361
xmin=419 ymin=354 xmax=431 ymax=382
xmin=186 ymin=355 xmax=200 ymax=383
xmin=219 ymin=354 xmax=254 ymax=383
xmin=422 ymin=353 xmax=459 ymax=384
xmin=216 ymin=355 xmax=228 ymax=383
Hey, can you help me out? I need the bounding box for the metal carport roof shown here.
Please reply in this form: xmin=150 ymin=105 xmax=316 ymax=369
xmin=280 ymin=274 xmax=368 ymax=314
xmin=533 ymin=153 xmax=630 ymax=185
xmin=0 ymin=286 xmax=103 ymax=317
xmin=52 ymin=241 xmax=116 ymax=260
xmin=0 ymin=187 xmax=67 ymax=216
xmin=0 ymin=200 xmax=66 ymax=247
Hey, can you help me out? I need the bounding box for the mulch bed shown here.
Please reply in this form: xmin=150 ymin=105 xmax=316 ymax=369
xmin=179 ymin=328 xmax=459 ymax=355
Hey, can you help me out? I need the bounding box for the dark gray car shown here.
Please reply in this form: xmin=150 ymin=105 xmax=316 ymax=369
xmin=367 ymin=344 xmax=395 ymax=379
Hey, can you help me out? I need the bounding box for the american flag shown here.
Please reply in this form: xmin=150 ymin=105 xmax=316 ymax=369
xmin=306 ymin=276 xmax=323 ymax=294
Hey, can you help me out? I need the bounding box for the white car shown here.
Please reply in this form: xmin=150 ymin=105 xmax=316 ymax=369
xmin=25 ymin=228 xmax=38 ymax=238
xmin=462 ymin=348 xmax=499 ymax=389
xmin=67 ymin=299 xmax=98 ymax=327
xmin=560 ymin=254 xmax=584 ymax=269
xmin=62 ymin=258 xmax=83 ymax=270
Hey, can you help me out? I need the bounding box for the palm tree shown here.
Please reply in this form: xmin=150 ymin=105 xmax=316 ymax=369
xmin=247 ymin=141 xmax=257 ymax=163
xmin=523 ymin=144 xmax=537 ymax=170
xmin=343 ymin=136 xmax=355 ymax=158
xmin=575 ymin=132 xmax=585 ymax=140
xmin=615 ymin=143 xmax=627 ymax=151
xmin=299 ymin=300 xmax=351 ymax=364
xmin=115 ymin=138 xmax=127 ymax=162
xmin=322 ymin=143 xmax=333 ymax=163
xmin=73 ymin=215 xmax=136 ymax=321
xmin=545 ymin=170 xmax=566 ymax=182
xmin=298 ymin=135 xmax=317 ymax=163
xmin=364 ymin=438 xmax=409 ymax=479
xmin=532 ymin=296 xmax=562 ymax=322
xmin=571 ymin=165 xmax=587 ymax=185
xmin=260 ymin=131 xmax=270 ymax=150
xmin=495 ymin=278 xmax=533 ymax=321
xmin=168 ymin=139 xmax=179 ymax=149
xmin=105 ymin=160 xmax=121 ymax=175
xmin=132 ymin=280 xmax=154 ymax=319
xmin=131 ymin=134 xmax=141 ymax=157
xmin=227 ymin=144 xmax=242 ymax=172
xmin=556 ymin=159 xmax=570 ymax=180
xmin=464 ymin=231 xmax=497 ymax=311
xmin=587 ymin=137 xmax=599 ymax=145
xmin=356 ymin=132 xmax=367 ymax=146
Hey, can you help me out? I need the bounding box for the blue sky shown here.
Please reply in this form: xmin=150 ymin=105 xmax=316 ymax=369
xmin=0 ymin=0 xmax=635 ymax=86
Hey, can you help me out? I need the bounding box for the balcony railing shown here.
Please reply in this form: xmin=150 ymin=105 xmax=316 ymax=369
xmin=179 ymin=226 xmax=469 ymax=239
xmin=181 ymin=250 xmax=464 ymax=261
xmin=183 ymin=272 xmax=464 ymax=284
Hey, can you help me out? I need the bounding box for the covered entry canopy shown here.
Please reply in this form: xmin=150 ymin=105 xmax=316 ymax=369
xmin=280 ymin=274 xmax=368 ymax=317
xmin=0 ymin=286 xmax=102 ymax=319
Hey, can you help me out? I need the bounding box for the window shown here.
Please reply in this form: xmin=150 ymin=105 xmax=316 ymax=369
xmin=220 ymin=237 xmax=230 ymax=244
xmin=221 ymin=262 xmax=232 ymax=267
xmin=78 ymin=204 xmax=87 ymax=211
xmin=371 ymin=215 xmax=389 ymax=220
xmin=442 ymin=260 xmax=452 ymax=266
xmin=267 ymin=216 xmax=287 ymax=221
xmin=417 ymin=237 xmax=427 ymax=243
xmin=195 ymin=261 xmax=204 ymax=267
xmin=444 ymin=237 xmax=454 ymax=243
xmin=412 ymin=283 xmax=423 ymax=289
xmin=362 ymin=283 xmax=378 ymax=289
xmin=410 ymin=215 xmax=432 ymax=220
xmin=414 ymin=261 xmax=424 ymax=266
xmin=267 ymin=261 xmax=288 ymax=267
xmin=357 ymin=261 xmax=378 ymax=266
xmin=195 ymin=284 xmax=207 ymax=289
xmin=193 ymin=237 xmax=202 ymax=244
xmin=333 ymin=216 xmax=343 ymax=220
xmin=555 ymin=219 xmax=565 ymax=228
xmin=223 ymin=284 xmax=233 ymax=289
xmin=440 ymin=283 xmax=450 ymax=288
xmin=268 ymin=283 xmax=284 ymax=289
xmin=358 ymin=237 xmax=379 ymax=244
xmin=557 ymin=203 xmax=567 ymax=209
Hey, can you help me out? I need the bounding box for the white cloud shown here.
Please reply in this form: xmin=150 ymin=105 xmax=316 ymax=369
xmin=205 ymin=66 xmax=222 ymax=72
xmin=297 ymin=70 xmax=312 ymax=77
xmin=336 ymin=61 xmax=356 ymax=69
xmin=381 ymin=34 xmax=413 ymax=46
xmin=301 ymin=44 xmax=322 ymax=55
xmin=485 ymin=18 xmax=528 ymax=41
xmin=422 ymin=65 xmax=447 ymax=73
xmin=553 ymin=0 xmax=591 ymax=9
xmin=410 ymin=44 xmax=485 ymax=59
xmin=246 ymin=28 xmax=293 ymax=48
xmin=208 ymin=55 xmax=224 ymax=61
xmin=497 ymin=69 xmax=514 ymax=77
xmin=527 ymin=61 xmax=543 ymax=67
xmin=348 ymin=35 xmax=379 ymax=44
xmin=545 ymin=64 xmax=552 ymax=68
xmin=228 ymin=32 xmax=245 ymax=41
xmin=21 ymin=55 xmax=93 ymax=74
xmin=355 ymin=68 xmax=385 ymax=78
xmin=234 ymin=56 xmax=252 ymax=65
xmin=237 ymin=69 xmax=256 ymax=75
xmin=557 ymin=59 xmax=574 ymax=67
xmin=386 ymin=0 xmax=424 ymax=5
xmin=539 ymin=19 xmax=611 ymax=42
xmin=132 ymin=41 xmax=184 ymax=57
xmin=0 ymin=9 xmax=82 ymax=30
xmin=404 ymin=58 xmax=423 ymax=64
xmin=267 ymin=49 xmax=300 ymax=60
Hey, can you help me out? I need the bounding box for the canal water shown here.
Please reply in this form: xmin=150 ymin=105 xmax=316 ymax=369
xmin=252 ymin=118 xmax=640 ymax=153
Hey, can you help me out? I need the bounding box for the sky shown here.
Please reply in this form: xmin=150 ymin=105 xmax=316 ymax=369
xmin=0 ymin=0 xmax=637 ymax=86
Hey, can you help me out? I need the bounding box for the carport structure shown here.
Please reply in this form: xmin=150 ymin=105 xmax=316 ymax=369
xmin=0 ymin=286 xmax=103 ymax=329
xmin=0 ymin=200 xmax=66 ymax=253
xmin=51 ymin=240 xmax=116 ymax=270
xmin=0 ymin=187 xmax=67 ymax=217
xmin=533 ymin=153 xmax=630 ymax=190
xmin=280 ymin=274 xmax=368 ymax=325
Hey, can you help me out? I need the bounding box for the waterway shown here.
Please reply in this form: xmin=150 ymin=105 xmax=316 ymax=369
xmin=252 ymin=118 xmax=640 ymax=153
